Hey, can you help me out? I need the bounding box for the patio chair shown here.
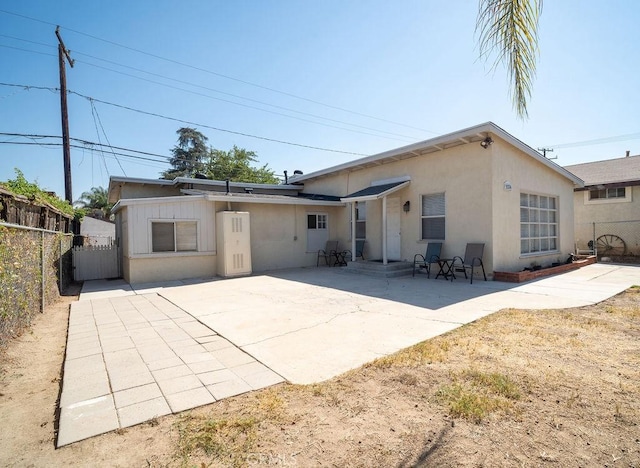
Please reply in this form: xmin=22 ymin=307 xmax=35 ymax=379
xmin=317 ymin=240 xmax=339 ymax=266
xmin=451 ymin=243 xmax=487 ymax=284
xmin=412 ymin=242 xmax=442 ymax=277
xmin=343 ymin=240 xmax=366 ymax=261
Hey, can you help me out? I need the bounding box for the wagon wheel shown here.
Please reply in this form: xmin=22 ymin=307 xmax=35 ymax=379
xmin=596 ymin=234 xmax=626 ymax=256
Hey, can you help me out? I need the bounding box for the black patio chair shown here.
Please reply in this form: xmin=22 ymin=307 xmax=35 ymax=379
xmin=412 ymin=242 xmax=442 ymax=278
xmin=317 ymin=240 xmax=339 ymax=266
xmin=451 ymin=243 xmax=487 ymax=284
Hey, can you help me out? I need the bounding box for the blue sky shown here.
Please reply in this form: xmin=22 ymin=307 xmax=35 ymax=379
xmin=1 ymin=1 xmax=639 ymax=202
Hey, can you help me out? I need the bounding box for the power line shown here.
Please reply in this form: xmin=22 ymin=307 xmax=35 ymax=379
xmin=68 ymin=90 xmax=369 ymax=156
xmin=0 ymin=8 xmax=439 ymax=135
xmin=75 ymin=59 xmax=414 ymax=142
xmin=1 ymin=36 xmax=418 ymax=141
xmin=0 ymin=82 xmax=369 ymax=156
xmin=542 ymin=132 xmax=640 ymax=150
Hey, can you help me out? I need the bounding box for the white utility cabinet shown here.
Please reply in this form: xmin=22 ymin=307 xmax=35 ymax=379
xmin=216 ymin=211 xmax=252 ymax=277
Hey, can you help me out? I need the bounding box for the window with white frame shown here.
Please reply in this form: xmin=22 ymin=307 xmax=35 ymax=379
xmin=589 ymin=187 xmax=625 ymax=200
xmin=520 ymin=193 xmax=558 ymax=254
xmin=421 ymin=193 xmax=445 ymax=240
xmin=151 ymin=221 xmax=197 ymax=253
xmin=307 ymin=213 xmax=327 ymax=230
xmin=355 ymin=202 xmax=366 ymax=240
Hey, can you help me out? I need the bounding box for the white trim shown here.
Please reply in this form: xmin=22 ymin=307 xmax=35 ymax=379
xmin=289 ymin=122 xmax=584 ymax=187
xmin=112 ymin=195 xmax=206 ymax=213
xmin=205 ymin=194 xmax=345 ymax=206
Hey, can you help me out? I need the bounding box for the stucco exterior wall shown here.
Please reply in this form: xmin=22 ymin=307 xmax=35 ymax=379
xmin=126 ymin=254 xmax=216 ymax=284
xmin=573 ymin=185 xmax=640 ymax=254
xmin=115 ymin=184 xmax=181 ymax=200
xmin=302 ymin=144 xmax=495 ymax=271
xmin=490 ymin=138 xmax=576 ymax=272
xmin=221 ymin=201 xmax=344 ymax=271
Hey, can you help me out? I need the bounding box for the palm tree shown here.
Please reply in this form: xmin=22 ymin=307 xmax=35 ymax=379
xmin=75 ymin=186 xmax=113 ymax=219
xmin=476 ymin=0 xmax=542 ymax=119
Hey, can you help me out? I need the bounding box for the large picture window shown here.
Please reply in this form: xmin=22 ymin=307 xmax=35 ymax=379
xmin=421 ymin=193 xmax=445 ymax=240
xmin=151 ymin=221 xmax=197 ymax=253
xmin=520 ymin=193 xmax=558 ymax=254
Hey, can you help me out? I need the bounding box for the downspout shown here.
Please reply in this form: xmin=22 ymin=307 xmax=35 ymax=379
xmin=382 ymin=196 xmax=388 ymax=265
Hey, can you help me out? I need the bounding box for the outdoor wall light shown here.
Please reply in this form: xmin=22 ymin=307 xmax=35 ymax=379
xmin=403 ymin=201 xmax=410 ymax=212
xmin=480 ymin=136 xmax=493 ymax=149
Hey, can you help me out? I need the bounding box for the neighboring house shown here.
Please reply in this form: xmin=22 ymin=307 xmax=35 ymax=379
xmin=108 ymin=122 xmax=583 ymax=284
xmin=565 ymin=154 xmax=640 ymax=256
xmin=79 ymin=216 xmax=116 ymax=246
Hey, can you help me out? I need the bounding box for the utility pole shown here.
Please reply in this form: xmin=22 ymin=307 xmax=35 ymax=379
xmin=56 ymin=26 xmax=74 ymax=203
xmin=537 ymin=148 xmax=557 ymax=160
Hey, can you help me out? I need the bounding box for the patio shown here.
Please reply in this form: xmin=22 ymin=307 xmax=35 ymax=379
xmin=57 ymin=263 xmax=640 ymax=446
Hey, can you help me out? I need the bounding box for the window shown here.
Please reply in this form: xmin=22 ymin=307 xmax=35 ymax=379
xmin=589 ymin=187 xmax=625 ymax=200
xmin=307 ymin=213 xmax=327 ymax=229
xmin=421 ymin=193 xmax=445 ymax=240
xmin=355 ymin=202 xmax=366 ymax=239
xmin=520 ymin=193 xmax=558 ymax=255
xmin=151 ymin=221 xmax=197 ymax=253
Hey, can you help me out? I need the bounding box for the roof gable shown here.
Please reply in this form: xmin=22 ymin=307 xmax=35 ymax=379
xmin=289 ymin=122 xmax=583 ymax=186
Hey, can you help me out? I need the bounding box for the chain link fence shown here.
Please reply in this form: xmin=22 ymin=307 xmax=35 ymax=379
xmin=0 ymin=222 xmax=73 ymax=347
xmin=575 ymin=220 xmax=640 ymax=262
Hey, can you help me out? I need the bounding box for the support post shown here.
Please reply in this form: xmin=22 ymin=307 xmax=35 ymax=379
xmin=382 ymin=196 xmax=388 ymax=265
xmin=56 ymin=26 xmax=74 ymax=203
xmin=350 ymin=202 xmax=356 ymax=262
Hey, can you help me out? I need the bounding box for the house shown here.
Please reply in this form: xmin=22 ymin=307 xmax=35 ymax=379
xmin=565 ymin=153 xmax=640 ymax=257
xmin=79 ymin=216 xmax=116 ymax=246
xmin=108 ymin=122 xmax=583 ymax=284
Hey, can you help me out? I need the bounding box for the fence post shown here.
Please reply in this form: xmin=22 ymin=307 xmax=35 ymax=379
xmin=592 ymin=222 xmax=596 ymax=257
xmin=41 ymin=230 xmax=45 ymax=313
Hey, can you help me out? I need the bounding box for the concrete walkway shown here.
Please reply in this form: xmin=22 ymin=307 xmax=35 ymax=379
xmin=57 ymin=263 xmax=640 ymax=446
xmin=58 ymin=291 xmax=283 ymax=447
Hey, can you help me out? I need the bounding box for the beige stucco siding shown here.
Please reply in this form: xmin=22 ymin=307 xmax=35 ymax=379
xmin=491 ymin=138 xmax=576 ymax=271
xmin=573 ymin=185 xmax=640 ymax=254
xmin=116 ymin=184 xmax=181 ymax=200
xmin=220 ymin=202 xmax=344 ymax=271
xmin=126 ymin=255 xmax=215 ymax=284
xmin=301 ymin=144 xmax=494 ymax=269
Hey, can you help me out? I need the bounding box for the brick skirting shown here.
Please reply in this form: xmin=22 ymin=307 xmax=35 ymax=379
xmin=493 ymin=256 xmax=597 ymax=283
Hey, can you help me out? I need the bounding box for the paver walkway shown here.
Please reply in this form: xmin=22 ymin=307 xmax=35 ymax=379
xmin=58 ymin=293 xmax=283 ymax=447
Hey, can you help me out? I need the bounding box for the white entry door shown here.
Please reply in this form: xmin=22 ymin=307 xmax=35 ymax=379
xmin=386 ymin=197 xmax=401 ymax=260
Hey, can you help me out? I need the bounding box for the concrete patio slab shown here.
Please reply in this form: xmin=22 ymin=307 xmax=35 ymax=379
xmin=59 ymin=263 xmax=640 ymax=446
xmin=159 ymin=263 xmax=640 ymax=384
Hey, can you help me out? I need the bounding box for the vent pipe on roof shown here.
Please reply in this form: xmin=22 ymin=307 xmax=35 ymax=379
xmin=626 ymin=150 xmax=630 ymax=158
xmin=284 ymin=170 xmax=288 ymax=184
xmin=226 ymin=179 xmax=230 ymax=194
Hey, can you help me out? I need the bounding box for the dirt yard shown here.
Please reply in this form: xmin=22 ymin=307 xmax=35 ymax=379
xmin=1 ymin=285 xmax=638 ymax=467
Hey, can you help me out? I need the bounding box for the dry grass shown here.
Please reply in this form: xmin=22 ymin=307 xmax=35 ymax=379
xmin=162 ymin=289 xmax=640 ymax=465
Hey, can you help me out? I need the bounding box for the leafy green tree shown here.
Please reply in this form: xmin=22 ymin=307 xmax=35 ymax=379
xmin=476 ymin=0 xmax=542 ymax=119
xmin=204 ymin=146 xmax=279 ymax=184
xmin=74 ymin=186 xmax=113 ymax=219
xmin=162 ymin=127 xmax=209 ymax=179
xmin=1 ymin=168 xmax=75 ymax=217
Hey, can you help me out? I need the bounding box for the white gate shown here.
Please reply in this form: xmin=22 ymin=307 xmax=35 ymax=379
xmin=73 ymin=244 xmax=120 ymax=281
